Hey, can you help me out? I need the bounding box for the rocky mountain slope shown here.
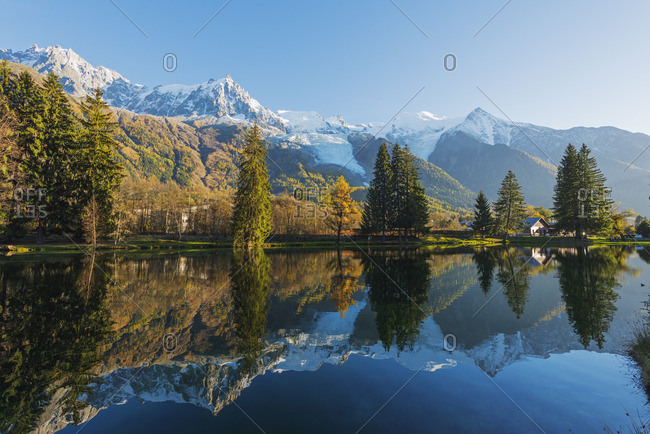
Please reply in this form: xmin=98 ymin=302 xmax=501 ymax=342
xmin=3 ymin=45 xmax=649 ymax=212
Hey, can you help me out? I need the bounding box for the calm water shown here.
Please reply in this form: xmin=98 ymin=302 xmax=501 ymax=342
xmin=2 ymin=246 xmax=650 ymax=433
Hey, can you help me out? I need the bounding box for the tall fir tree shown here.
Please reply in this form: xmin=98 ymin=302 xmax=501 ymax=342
xmin=577 ymin=144 xmax=613 ymax=236
xmin=553 ymin=144 xmax=581 ymax=236
xmin=41 ymin=72 xmax=80 ymax=233
xmin=78 ymin=88 xmax=123 ymax=246
xmin=473 ymin=190 xmax=493 ymax=238
xmin=403 ymin=145 xmax=429 ymax=236
xmin=493 ymin=170 xmax=526 ymax=240
xmin=232 ymin=124 xmax=272 ymax=250
xmin=553 ymin=143 xmax=613 ymax=237
xmin=361 ymin=143 xmax=391 ymax=239
xmin=7 ymin=71 xmax=46 ymax=238
xmin=389 ymin=144 xmax=409 ymax=240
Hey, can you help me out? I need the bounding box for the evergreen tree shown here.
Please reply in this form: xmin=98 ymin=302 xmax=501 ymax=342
xmin=78 ymin=88 xmax=123 ymax=246
xmin=0 ymin=94 xmax=22 ymax=234
xmin=327 ymin=175 xmax=355 ymax=244
xmin=0 ymin=61 xmax=12 ymax=96
xmin=7 ymin=71 xmax=46 ymax=238
xmin=493 ymin=170 xmax=526 ymax=239
xmin=553 ymin=143 xmax=613 ymax=237
xmin=553 ymin=144 xmax=581 ymax=236
xmin=403 ymin=145 xmax=429 ymax=237
xmin=232 ymin=124 xmax=272 ymax=250
xmin=41 ymin=72 xmax=80 ymax=233
xmin=577 ymin=144 xmax=613 ymax=235
xmin=473 ymin=190 xmax=493 ymax=238
xmin=389 ymin=144 xmax=409 ymax=240
xmin=361 ymin=143 xmax=392 ymax=239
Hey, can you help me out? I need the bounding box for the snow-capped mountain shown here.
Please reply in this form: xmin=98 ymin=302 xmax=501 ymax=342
xmin=2 ymin=45 xmax=649 ymax=211
xmin=113 ymin=75 xmax=287 ymax=131
xmin=0 ymin=45 xmax=286 ymax=131
xmin=0 ymin=44 xmax=134 ymax=97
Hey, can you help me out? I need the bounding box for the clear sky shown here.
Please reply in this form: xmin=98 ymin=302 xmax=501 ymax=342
xmin=1 ymin=0 xmax=649 ymax=133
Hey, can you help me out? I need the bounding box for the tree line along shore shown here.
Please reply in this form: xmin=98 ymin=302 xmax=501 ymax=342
xmin=0 ymin=66 xmax=648 ymax=252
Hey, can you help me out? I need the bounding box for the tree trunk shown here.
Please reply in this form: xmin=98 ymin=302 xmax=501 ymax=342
xmin=337 ymin=221 xmax=342 ymax=245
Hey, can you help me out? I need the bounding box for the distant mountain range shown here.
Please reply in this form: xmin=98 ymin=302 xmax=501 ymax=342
xmin=2 ymin=45 xmax=648 ymax=213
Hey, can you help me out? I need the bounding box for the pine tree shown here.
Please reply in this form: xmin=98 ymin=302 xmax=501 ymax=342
xmin=553 ymin=143 xmax=613 ymax=238
xmin=553 ymin=144 xmax=581 ymax=236
xmin=41 ymin=72 xmax=79 ymax=233
xmin=8 ymin=71 xmax=46 ymax=238
xmin=493 ymin=171 xmax=526 ymax=240
xmin=232 ymin=124 xmax=272 ymax=250
xmin=0 ymin=94 xmax=22 ymax=234
xmin=473 ymin=190 xmax=493 ymax=238
xmin=577 ymin=144 xmax=613 ymax=236
xmin=327 ymin=175 xmax=356 ymax=244
xmin=0 ymin=61 xmax=12 ymax=96
xmin=361 ymin=143 xmax=391 ymax=239
xmin=403 ymin=145 xmax=429 ymax=237
xmin=389 ymin=144 xmax=409 ymax=240
xmin=78 ymin=88 xmax=123 ymax=246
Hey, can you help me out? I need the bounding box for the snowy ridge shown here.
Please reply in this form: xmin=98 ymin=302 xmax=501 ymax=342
xmin=0 ymin=44 xmax=134 ymax=97
xmin=4 ymin=44 xmax=650 ymax=211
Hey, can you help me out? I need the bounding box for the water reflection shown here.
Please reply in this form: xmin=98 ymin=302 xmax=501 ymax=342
xmin=496 ymin=248 xmax=533 ymax=319
xmin=556 ymin=248 xmax=623 ymax=349
xmin=0 ymin=255 xmax=112 ymax=433
xmin=473 ymin=248 xmax=496 ymax=295
xmin=0 ymin=246 xmax=645 ymax=433
xmin=363 ymin=250 xmax=431 ymax=352
xmin=231 ymin=250 xmax=271 ymax=375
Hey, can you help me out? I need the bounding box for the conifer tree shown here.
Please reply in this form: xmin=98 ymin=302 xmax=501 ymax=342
xmin=41 ymin=72 xmax=79 ymax=233
xmin=403 ymin=145 xmax=429 ymax=236
xmin=361 ymin=143 xmax=391 ymax=239
xmin=553 ymin=143 xmax=613 ymax=237
xmin=389 ymin=144 xmax=409 ymax=240
xmin=0 ymin=94 xmax=22 ymax=233
xmin=78 ymin=88 xmax=123 ymax=246
xmin=0 ymin=61 xmax=12 ymax=96
xmin=232 ymin=124 xmax=272 ymax=250
xmin=493 ymin=171 xmax=526 ymax=240
xmin=553 ymin=144 xmax=581 ymax=236
xmin=327 ymin=175 xmax=356 ymax=244
xmin=7 ymin=71 xmax=46 ymax=238
xmin=10 ymin=72 xmax=46 ymax=188
xmin=577 ymin=144 xmax=613 ymax=236
xmin=473 ymin=190 xmax=493 ymax=238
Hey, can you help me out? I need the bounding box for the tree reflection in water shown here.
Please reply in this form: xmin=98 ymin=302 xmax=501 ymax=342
xmin=0 ymin=254 xmax=112 ymax=433
xmin=556 ymin=247 xmax=624 ymax=349
xmin=473 ymin=248 xmax=496 ymax=295
xmin=231 ymin=249 xmax=271 ymax=376
xmin=362 ymin=250 xmax=431 ymax=352
xmin=496 ymin=248 xmax=533 ymax=319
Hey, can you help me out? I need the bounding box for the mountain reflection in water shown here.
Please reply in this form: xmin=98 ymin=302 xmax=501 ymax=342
xmin=0 ymin=246 xmax=646 ymax=433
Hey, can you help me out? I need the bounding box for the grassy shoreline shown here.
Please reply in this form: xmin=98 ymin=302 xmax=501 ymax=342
xmin=2 ymin=234 xmax=649 ymax=256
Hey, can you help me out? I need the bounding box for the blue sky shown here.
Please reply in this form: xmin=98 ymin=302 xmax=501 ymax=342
xmin=1 ymin=0 xmax=649 ymax=133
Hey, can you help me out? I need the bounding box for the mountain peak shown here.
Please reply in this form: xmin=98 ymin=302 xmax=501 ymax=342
xmin=0 ymin=44 xmax=127 ymax=96
xmin=466 ymin=107 xmax=494 ymax=120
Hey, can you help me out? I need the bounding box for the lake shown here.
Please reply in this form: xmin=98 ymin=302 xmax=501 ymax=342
xmin=1 ymin=246 xmax=649 ymax=433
